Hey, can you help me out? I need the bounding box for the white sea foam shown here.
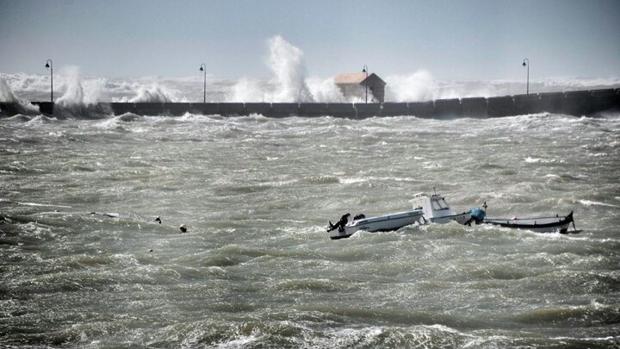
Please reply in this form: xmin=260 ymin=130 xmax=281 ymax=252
xmin=524 ymin=157 xmax=556 ymax=164
xmin=126 ymin=84 xmax=176 ymax=103
xmin=385 ymin=70 xmax=437 ymax=102
xmin=340 ymin=176 xmax=418 ymax=185
xmin=227 ymin=35 xmax=314 ymax=103
xmin=0 ymin=77 xmax=40 ymax=113
xmin=215 ymin=334 xmax=259 ymax=348
xmin=0 ymin=77 xmax=19 ymax=102
xmin=267 ymin=35 xmax=313 ymax=102
xmin=306 ymin=77 xmax=347 ymax=103
xmin=1 ymin=41 xmax=619 ymax=106
xmin=17 ymin=202 xmax=72 ymax=208
xmin=228 ymin=78 xmax=266 ymax=102
xmin=578 ymin=199 xmax=619 ymax=208
xmin=55 ymin=66 xmax=102 ymax=106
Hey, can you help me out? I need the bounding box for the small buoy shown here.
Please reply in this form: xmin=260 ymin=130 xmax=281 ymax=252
xmin=179 ymin=224 xmax=188 ymax=233
xmin=155 ymin=216 xmax=162 ymax=224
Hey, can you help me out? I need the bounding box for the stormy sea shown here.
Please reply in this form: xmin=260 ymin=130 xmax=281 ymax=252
xmin=1 ymin=38 xmax=620 ymax=348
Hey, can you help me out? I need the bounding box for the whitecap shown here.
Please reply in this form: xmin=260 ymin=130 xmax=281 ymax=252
xmin=524 ymin=156 xmax=555 ymax=163
xmin=588 ymin=152 xmax=608 ymax=157
xmin=340 ymin=177 xmax=368 ymax=184
xmin=215 ymin=334 xmax=259 ymax=348
xmin=18 ymin=202 xmax=72 ymax=208
xmin=578 ymin=199 xmax=620 ymax=208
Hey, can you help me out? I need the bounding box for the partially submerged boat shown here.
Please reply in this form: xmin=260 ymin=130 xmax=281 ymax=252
xmin=327 ymin=189 xmax=577 ymax=239
xmin=483 ymin=211 xmax=577 ymax=234
xmin=411 ymin=192 xmax=474 ymax=224
xmin=412 ymin=192 xmax=578 ymax=234
xmin=327 ymin=209 xmax=424 ymax=240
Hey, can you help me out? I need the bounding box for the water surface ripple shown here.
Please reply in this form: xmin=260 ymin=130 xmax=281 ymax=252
xmin=1 ymin=112 xmax=619 ymax=348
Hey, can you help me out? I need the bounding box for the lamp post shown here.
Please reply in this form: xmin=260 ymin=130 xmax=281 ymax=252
xmin=522 ymin=58 xmax=529 ymax=95
xmin=199 ymin=63 xmax=206 ymax=103
xmin=362 ymin=64 xmax=368 ymax=103
xmin=45 ymin=59 xmax=53 ymax=103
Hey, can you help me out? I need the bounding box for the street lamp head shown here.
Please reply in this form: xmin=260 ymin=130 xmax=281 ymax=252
xmin=199 ymin=66 xmax=204 ymax=71
xmin=522 ymin=61 xmax=526 ymax=67
xmin=45 ymin=62 xmax=50 ymax=68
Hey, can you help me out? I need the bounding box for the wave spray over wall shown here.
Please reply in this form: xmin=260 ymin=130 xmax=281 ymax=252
xmin=0 ymin=78 xmax=19 ymax=103
xmin=0 ymin=77 xmax=39 ymax=115
xmin=127 ymin=85 xmax=175 ymax=103
xmin=268 ymin=35 xmax=313 ymax=103
xmin=51 ymin=66 xmax=112 ymax=118
xmin=229 ymin=36 xmax=337 ymax=103
xmin=55 ymin=66 xmax=102 ymax=106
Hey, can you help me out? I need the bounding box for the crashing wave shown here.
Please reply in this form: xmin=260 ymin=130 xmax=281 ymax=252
xmin=125 ymin=85 xmax=175 ymax=103
xmin=0 ymin=77 xmax=39 ymax=115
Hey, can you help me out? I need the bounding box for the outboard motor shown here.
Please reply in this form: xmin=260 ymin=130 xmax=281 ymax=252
xmin=328 ymin=213 xmax=351 ymax=232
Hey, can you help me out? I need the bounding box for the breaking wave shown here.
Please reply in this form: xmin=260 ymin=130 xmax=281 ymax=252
xmin=1 ymin=36 xmax=619 ymax=107
xmin=125 ymin=84 xmax=177 ymax=103
xmin=55 ymin=66 xmax=102 ymax=106
xmin=267 ymin=35 xmax=313 ymax=102
xmin=0 ymin=77 xmax=39 ymax=115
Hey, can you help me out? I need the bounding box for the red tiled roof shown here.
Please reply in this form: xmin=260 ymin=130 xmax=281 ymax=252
xmin=334 ymin=72 xmax=368 ymax=84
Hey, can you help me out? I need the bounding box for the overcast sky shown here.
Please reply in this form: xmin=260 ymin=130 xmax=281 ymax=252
xmin=1 ymin=0 xmax=619 ymax=80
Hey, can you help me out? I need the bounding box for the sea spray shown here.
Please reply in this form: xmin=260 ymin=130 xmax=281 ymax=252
xmin=229 ymin=78 xmax=268 ymax=102
xmin=385 ymin=70 xmax=437 ymax=102
xmin=128 ymin=84 xmax=175 ymax=103
xmin=267 ymin=35 xmax=313 ymax=103
xmin=227 ymin=36 xmax=315 ymax=103
xmin=55 ymin=66 xmax=102 ymax=106
xmin=0 ymin=77 xmax=39 ymax=115
xmin=0 ymin=77 xmax=19 ymax=103
xmin=2 ymin=70 xmax=620 ymax=105
xmin=306 ymin=77 xmax=347 ymax=103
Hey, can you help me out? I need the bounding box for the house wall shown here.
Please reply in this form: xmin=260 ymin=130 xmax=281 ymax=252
xmin=337 ymin=82 xmax=385 ymax=103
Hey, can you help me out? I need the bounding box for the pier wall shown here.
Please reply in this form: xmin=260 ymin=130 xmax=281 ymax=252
xmin=5 ymin=88 xmax=618 ymax=119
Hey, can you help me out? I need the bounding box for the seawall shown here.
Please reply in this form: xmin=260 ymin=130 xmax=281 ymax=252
xmin=2 ymin=88 xmax=619 ymax=118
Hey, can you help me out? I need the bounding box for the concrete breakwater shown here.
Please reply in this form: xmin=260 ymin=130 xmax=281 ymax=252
xmin=3 ymin=88 xmax=619 ymax=118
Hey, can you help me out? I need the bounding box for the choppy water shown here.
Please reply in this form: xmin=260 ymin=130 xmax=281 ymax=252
xmin=1 ymin=112 xmax=619 ymax=348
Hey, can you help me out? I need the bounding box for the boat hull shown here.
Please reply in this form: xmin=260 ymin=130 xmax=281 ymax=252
xmin=483 ymin=211 xmax=575 ymax=234
xmin=330 ymin=209 xmax=424 ymax=239
xmin=430 ymin=211 xmax=471 ymax=224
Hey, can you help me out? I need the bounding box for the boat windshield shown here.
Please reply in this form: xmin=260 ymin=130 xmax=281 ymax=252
xmin=431 ymin=198 xmax=450 ymax=210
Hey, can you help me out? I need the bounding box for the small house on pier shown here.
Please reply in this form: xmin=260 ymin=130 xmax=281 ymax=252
xmin=334 ymin=72 xmax=386 ymax=103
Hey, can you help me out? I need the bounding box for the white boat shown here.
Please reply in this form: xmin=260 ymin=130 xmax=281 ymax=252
xmin=328 ymin=209 xmax=424 ymax=240
xmin=411 ymin=192 xmax=474 ymax=224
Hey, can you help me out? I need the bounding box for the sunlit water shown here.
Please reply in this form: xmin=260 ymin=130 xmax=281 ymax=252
xmin=1 ymin=112 xmax=619 ymax=348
